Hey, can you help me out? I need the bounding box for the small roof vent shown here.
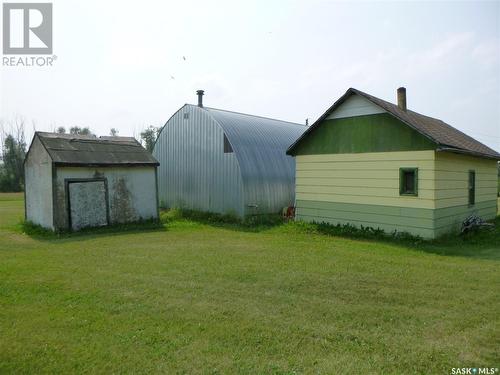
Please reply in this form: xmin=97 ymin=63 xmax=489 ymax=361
xmin=196 ymin=90 xmax=204 ymax=107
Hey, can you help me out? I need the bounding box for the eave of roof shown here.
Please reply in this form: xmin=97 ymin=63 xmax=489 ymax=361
xmin=53 ymin=162 xmax=159 ymax=167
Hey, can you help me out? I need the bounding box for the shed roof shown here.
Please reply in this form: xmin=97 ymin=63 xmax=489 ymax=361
xmin=33 ymin=132 xmax=159 ymax=166
xmin=287 ymin=88 xmax=500 ymax=159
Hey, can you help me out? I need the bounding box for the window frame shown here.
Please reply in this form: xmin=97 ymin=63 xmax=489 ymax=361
xmin=399 ymin=167 xmax=418 ymax=197
xmin=223 ymin=133 xmax=233 ymax=153
xmin=468 ymin=170 xmax=475 ymax=206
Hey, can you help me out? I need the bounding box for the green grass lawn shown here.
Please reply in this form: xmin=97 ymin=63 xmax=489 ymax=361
xmin=0 ymin=193 xmax=499 ymax=374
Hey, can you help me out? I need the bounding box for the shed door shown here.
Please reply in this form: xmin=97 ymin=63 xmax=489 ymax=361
xmin=68 ymin=180 xmax=108 ymax=230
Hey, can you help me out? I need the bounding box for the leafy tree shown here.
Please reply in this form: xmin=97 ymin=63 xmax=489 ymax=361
xmin=56 ymin=126 xmax=66 ymax=134
xmin=79 ymin=127 xmax=92 ymax=136
xmin=110 ymin=128 xmax=118 ymax=136
xmin=69 ymin=126 xmax=93 ymax=136
xmin=69 ymin=126 xmax=80 ymax=135
xmin=140 ymin=126 xmax=160 ymax=152
xmin=0 ymin=122 xmax=26 ymax=192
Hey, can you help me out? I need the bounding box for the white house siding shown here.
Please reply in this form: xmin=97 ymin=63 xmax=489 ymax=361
xmin=24 ymin=137 xmax=53 ymax=229
xmin=326 ymin=95 xmax=386 ymax=120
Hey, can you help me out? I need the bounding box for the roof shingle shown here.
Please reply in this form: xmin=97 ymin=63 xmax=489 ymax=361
xmin=34 ymin=132 xmax=159 ymax=166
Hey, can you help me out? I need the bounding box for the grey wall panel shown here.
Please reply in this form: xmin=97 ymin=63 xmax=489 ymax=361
xmin=154 ymin=105 xmax=244 ymax=216
xmin=53 ymin=166 xmax=158 ymax=230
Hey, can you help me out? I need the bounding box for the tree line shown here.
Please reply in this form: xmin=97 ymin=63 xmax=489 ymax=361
xmin=0 ymin=120 xmax=160 ymax=193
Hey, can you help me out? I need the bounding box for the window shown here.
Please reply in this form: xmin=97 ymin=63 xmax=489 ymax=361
xmin=223 ymin=134 xmax=233 ymax=153
xmin=183 ymin=113 xmax=189 ymax=120
xmin=399 ymin=168 xmax=418 ymax=196
xmin=468 ymin=170 xmax=475 ymax=205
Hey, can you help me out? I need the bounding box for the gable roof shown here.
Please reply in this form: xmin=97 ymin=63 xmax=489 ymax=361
xmin=287 ymin=88 xmax=500 ymax=159
xmin=31 ymin=132 xmax=159 ymax=166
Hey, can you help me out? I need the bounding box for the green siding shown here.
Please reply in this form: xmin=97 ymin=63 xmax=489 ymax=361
xmin=296 ymin=200 xmax=434 ymax=219
xmin=293 ymin=113 xmax=436 ymax=155
xmin=296 ymin=200 xmax=435 ymax=238
xmin=434 ymin=200 xmax=497 ymax=236
xmin=295 ymin=199 xmax=498 ymax=239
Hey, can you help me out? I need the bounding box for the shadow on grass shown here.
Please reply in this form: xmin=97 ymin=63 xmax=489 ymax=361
xmin=19 ymin=207 xmax=500 ymax=260
xmin=0 ymin=192 xmax=24 ymax=202
xmin=413 ymin=219 xmax=500 ymax=260
xmin=164 ymin=209 xmax=500 ymax=261
xmin=307 ymin=218 xmax=500 ymax=260
xmin=19 ymin=219 xmax=167 ymax=243
xmin=160 ymin=209 xmax=285 ymax=233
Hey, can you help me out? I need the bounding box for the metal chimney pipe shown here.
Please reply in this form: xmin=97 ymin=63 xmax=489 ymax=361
xmin=397 ymin=87 xmax=407 ymax=111
xmin=196 ymin=90 xmax=204 ymax=107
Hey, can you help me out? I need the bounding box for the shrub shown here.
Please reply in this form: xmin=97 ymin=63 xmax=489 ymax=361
xmin=160 ymin=208 xmax=283 ymax=229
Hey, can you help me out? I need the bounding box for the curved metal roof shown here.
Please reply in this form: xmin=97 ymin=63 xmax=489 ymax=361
xmin=202 ymin=106 xmax=306 ymax=200
xmin=154 ymin=103 xmax=306 ymax=214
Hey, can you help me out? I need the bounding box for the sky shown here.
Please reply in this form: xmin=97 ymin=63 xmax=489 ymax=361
xmin=1 ymin=0 xmax=499 ymax=151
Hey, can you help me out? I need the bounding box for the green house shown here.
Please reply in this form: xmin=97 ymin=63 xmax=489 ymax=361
xmin=287 ymin=88 xmax=500 ymax=239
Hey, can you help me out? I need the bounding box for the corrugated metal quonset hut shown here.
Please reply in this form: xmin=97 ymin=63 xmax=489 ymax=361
xmin=153 ymin=91 xmax=306 ymax=217
xmin=24 ymin=132 xmax=160 ymax=231
xmin=287 ymin=87 xmax=500 ymax=239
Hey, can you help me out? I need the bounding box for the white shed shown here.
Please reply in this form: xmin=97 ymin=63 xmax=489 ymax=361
xmin=24 ymin=132 xmax=160 ymax=231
